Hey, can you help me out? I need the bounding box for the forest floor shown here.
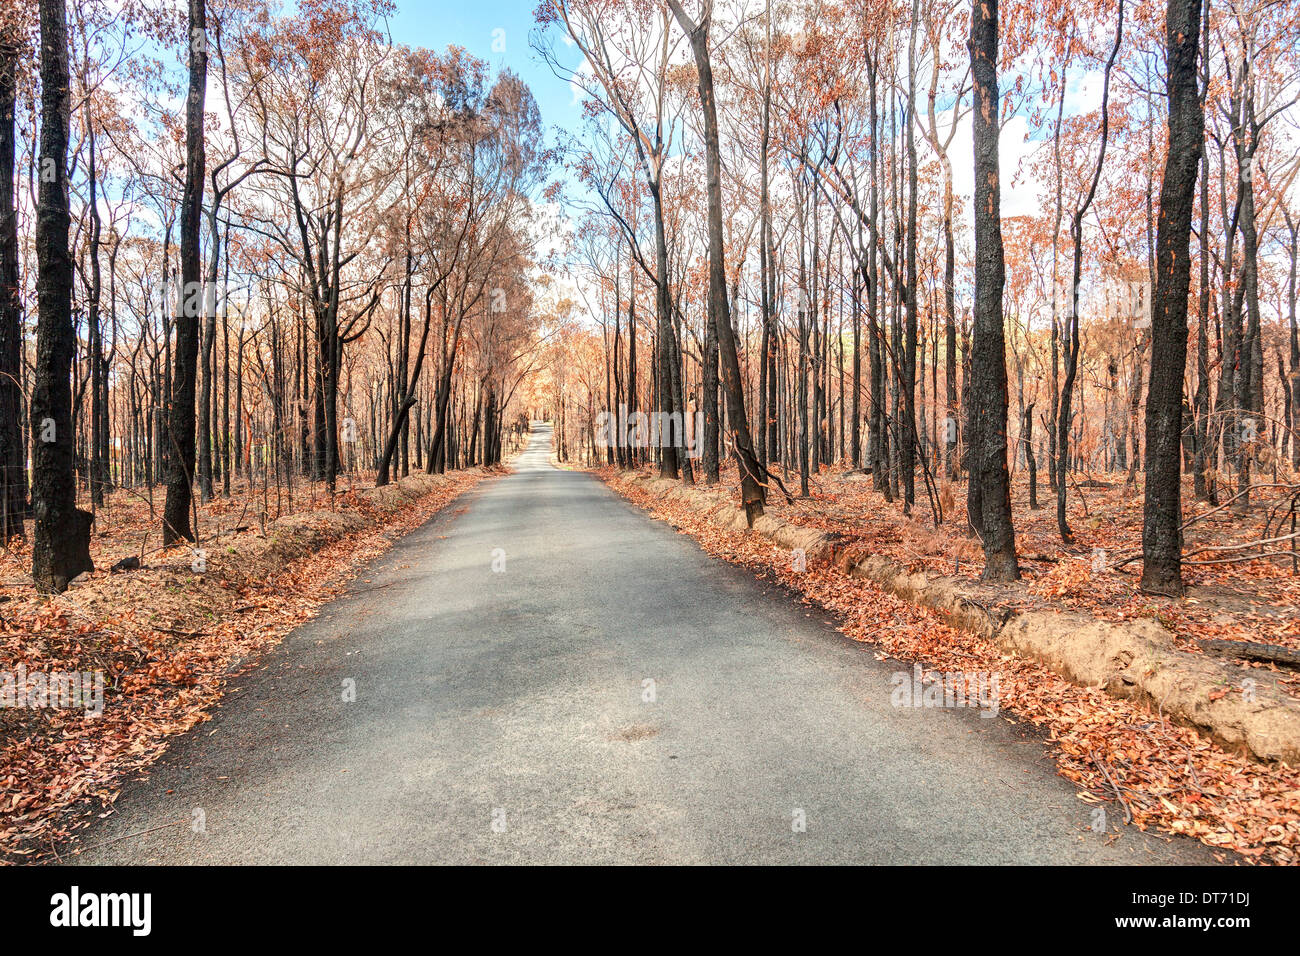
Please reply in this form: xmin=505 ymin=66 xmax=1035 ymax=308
xmin=831 ymin=466 xmax=1299 ymax=664
xmin=597 ymin=460 xmax=1300 ymax=865
xmin=0 ymin=466 xmax=493 ymax=862
xmin=690 ymin=461 xmax=1300 ymax=659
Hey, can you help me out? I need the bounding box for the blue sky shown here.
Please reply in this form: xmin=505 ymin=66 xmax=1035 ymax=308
xmin=380 ymin=2 xmax=1058 ymax=228
xmin=387 ymin=1 xmax=584 ymax=141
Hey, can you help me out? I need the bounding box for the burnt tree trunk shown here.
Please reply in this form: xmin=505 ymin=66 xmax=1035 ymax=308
xmin=1141 ymin=0 xmax=1203 ymax=595
xmin=163 ymin=0 xmax=206 ymax=545
xmin=650 ymin=187 xmax=680 ymax=481
xmin=668 ymin=0 xmax=765 ymax=522
xmin=31 ymin=0 xmax=92 ymax=590
xmin=86 ymin=124 xmax=106 ymax=507
xmin=0 ymin=30 xmax=26 ymax=540
xmin=702 ymin=278 xmax=719 ymax=482
xmin=966 ymin=0 xmax=1018 ymax=582
xmin=379 ymin=287 xmax=436 ymax=485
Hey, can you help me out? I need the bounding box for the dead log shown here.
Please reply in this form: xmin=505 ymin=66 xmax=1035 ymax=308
xmin=1196 ymin=638 xmax=1300 ymax=668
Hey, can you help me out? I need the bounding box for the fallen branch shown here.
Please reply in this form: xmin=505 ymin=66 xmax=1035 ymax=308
xmin=1196 ymin=638 xmax=1300 ymax=668
xmin=70 ymin=819 xmax=188 ymax=856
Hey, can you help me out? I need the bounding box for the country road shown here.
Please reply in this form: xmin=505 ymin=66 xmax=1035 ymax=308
xmin=70 ymin=425 xmax=1216 ymax=865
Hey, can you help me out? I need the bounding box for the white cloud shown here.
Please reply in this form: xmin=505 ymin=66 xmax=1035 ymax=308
xmin=1063 ymin=68 xmax=1106 ymax=117
xmin=947 ymin=113 xmax=1041 ymax=229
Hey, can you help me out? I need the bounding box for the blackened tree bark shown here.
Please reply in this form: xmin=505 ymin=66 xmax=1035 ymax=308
xmin=425 ymin=292 xmax=468 ymax=476
xmin=163 ymin=0 xmax=206 ymax=545
xmin=702 ymin=277 xmax=719 ymax=482
xmin=966 ymin=0 xmax=1018 ymax=582
xmin=1141 ymin=0 xmax=1204 ymax=595
xmin=627 ymin=263 xmax=637 ymax=465
xmin=900 ymin=5 xmax=919 ymax=512
xmin=1023 ymin=402 xmax=1038 ymax=509
xmin=31 ymin=0 xmax=92 ymax=590
xmin=650 ymin=184 xmax=681 ymax=481
xmin=0 ymin=28 xmax=26 ymax=540
xmin=379 ymin=286 xmax=436 ymax=486
xmin=86 ymin=124 xmax=107 ymax=507
xmin=667 ymin=0 xmax=765 ymax=522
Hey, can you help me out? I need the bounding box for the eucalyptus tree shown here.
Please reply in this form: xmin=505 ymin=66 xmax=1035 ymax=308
xmin=966 ymin=0 xmax=1018 ymax=581
xmin=0 ymin=9 xmax=25 ymax=540
xmin=161 ymin=0 xmax=207 ymax=544
xmin=536 ymin=0 xmax=694 ymax=482
xmin=33 ymin=0 xmax=93 ymax=588
xmin=244 ymin=1 xmax=397 ymax=492
xmin=1141 ymin=0 xmax=1204 ymax=596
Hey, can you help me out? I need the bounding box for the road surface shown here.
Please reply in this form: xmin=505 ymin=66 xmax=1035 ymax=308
xmin=71 ymin=424 xmax=1215 ymax=864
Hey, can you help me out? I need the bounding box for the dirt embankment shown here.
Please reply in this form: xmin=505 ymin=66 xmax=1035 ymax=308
xmin=614 ymin=470 xmax=1300 ymax=765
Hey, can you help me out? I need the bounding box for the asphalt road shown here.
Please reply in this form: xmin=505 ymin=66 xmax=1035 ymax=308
xmin=71 ymin=424 xmax=1216 ymax=864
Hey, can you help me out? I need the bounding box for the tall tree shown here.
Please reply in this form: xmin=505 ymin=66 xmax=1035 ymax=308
xmin=0 ymin=20 xmax=25 ymax=541
xmin=162 ymin=0 xmax=206 ymax=544
xmin=667 ymin=0 xmax=766 ymax=522
xmin=31 ymin=0 xmax=91 ymax=590
xmin=537 ymin=0 xmax=691 ymax=482
xmin=1141 ymin=0 xmax=1204 ymax=595
xmin=965 ymin=0 xmax=1018 ymax=581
